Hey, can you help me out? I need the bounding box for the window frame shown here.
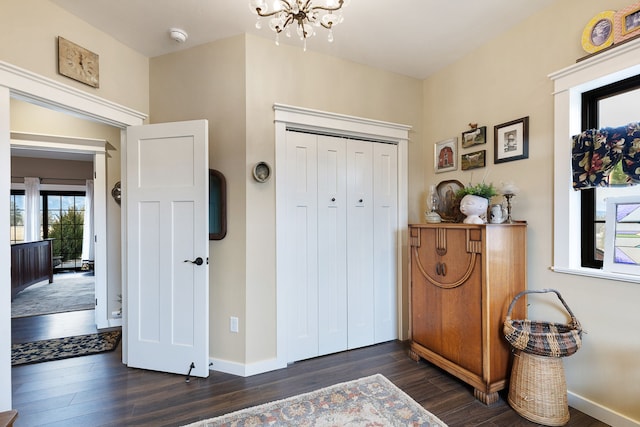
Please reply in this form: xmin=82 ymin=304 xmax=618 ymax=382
xmin=550 ymin=37 xmax=640 ymax=284
xmin=41 ymin=190 xmax=86 ymax=271
xmin=579 ymin=73 xmax=640 ymax=269
xmin=9 ymin=189 xmax=25 ymax=244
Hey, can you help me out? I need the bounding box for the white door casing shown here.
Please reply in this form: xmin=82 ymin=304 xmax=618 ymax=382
xmin=126 ymin=120 xmax=209 ymax=378
xmin=0 ymin=60 xmax=146 ymax=411
xmin=9 ymin=132 xmax=109 ymax=329
xmin=275 ymin=104 xmax=410 ymax=370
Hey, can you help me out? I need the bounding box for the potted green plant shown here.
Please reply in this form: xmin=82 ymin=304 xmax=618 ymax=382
xmin=456 ymin=182 xmax=497 ymax=224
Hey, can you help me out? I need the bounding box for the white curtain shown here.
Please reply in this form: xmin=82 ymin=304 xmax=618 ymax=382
xmin=24 ymin=177 xmax=40 ymax=242
xmin=81 ymin=179 xmax=94 ymax=263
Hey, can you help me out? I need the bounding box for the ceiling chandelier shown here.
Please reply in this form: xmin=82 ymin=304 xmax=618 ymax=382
xmin=250 ymin=0 xmax=347 ymax=51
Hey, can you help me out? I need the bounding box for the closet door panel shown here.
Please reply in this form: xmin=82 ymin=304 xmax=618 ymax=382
xmin=373 ymin=143 xmax=398 ymax=342
xmin=346 ymin=140 xmax=374 ymax=349
xmin=285 ymin=131 xmax=319 ymax=362
xmin=317 ymin=136 xmax=348 ymax=355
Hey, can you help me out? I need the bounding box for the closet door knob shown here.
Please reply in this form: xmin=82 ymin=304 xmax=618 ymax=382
xmin=359 ymin=199 xmax=363 ymax=203
xmin=331 ymin=197 xmax=336 ymax=202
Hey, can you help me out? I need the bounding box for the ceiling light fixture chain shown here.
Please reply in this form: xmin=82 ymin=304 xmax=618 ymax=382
xmin=250 ymin=0 xmax=347 ymax=50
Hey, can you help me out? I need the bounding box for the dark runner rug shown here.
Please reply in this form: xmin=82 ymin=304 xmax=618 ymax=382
xmin=11 ymin=330 xmax=121 ymax=366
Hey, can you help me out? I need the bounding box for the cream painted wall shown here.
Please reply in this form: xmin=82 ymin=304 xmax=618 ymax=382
xmin=243 ymin=34 xmax=423 ymax=363
xmin=150 ymin=37 xmax=248 ymax=364
xmin=422 ymin=0 xmax=639 ymax=422
xmin=10 ymin=99 xmax=124 ymax=319
xmin=0 ymin=0 xmax=149 ymax=114
xmin=1 ymin=0 xmax=150 ymax=320
xmin=150 ymin=34 xmax=423 ymax=367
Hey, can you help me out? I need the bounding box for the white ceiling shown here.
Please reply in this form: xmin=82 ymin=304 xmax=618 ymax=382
xmin=50 ymin=0 xmax=559 ymax=79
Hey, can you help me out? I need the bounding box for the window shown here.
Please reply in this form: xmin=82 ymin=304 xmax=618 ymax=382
xmin=580 ymin=75 xmax=640 ymax=268
xmin=41 ymin=191 xmax=86 ymax=270
xmin=550 ymin=37 xmax=640 ymax=283
xmin=9 ymin=190 xmax=25 ymax=244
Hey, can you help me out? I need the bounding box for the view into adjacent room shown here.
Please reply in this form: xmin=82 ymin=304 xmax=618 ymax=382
xmin=10 ymin=149 xmax=96 ymax=342
xmin=9 ymin=97 xmax=120 ymax=361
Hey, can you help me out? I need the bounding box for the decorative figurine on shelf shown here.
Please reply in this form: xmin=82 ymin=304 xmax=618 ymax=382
xmin=499 ymin=181 xmax=519 ymax=224
xmin=425 ymin=184 xmax=442 ymax=223
xmin=456 ymin=181 xmax=497 ymax=224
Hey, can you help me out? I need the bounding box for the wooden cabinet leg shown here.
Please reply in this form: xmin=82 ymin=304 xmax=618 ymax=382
xmin=474 ymin=388 xmax=499 ymax=405
xmin=408 ymin=348 xmax=420 ymax=362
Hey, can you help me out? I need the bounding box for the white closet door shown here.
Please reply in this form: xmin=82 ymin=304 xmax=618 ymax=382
xmin=373 ymin=143 xmax=398 ymax=342
xmin=317 ymin=135 xmax=348 ymax=355
xmin=346 ymin=140 xmax=375 ymax=349
xmin=285 ymin=131 xmax=319 ymax=362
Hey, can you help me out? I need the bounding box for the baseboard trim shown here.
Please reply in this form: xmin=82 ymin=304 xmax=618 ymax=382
xmin=568 ymin=391 xmax=640 ymax=427
xmin=209 ymin=357 xmax=285 ymax=377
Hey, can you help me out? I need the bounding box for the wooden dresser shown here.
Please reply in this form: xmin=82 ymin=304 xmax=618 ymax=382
xmin=408 ymin=223 xmax=527 ymax=404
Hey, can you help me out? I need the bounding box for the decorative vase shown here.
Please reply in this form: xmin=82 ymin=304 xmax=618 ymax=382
xmin=460 ymin=194 xmax=489 ymax=224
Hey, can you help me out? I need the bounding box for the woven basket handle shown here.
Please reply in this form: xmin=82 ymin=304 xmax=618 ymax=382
xmin=505 ymin=288 xmax=578 ymax=321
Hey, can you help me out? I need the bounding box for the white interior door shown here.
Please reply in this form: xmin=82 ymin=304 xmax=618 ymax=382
xmin=346 ymin=140 xmax=374 ymax=349
xmin=285 ymin=131 xmax=319 ymax=362
xmin=125 ymin=120 xmax=209 ymax=378
xmin=317 ymin=135 xmax=347 ymax=355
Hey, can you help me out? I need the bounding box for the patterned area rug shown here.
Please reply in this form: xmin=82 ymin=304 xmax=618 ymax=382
xmin=11 ymin=330 xmax=121 ymax=366
xmin=182 ymin=374 xmax=447 ymax=427
xmin=11 ymin=272 xmax=95 ymax=318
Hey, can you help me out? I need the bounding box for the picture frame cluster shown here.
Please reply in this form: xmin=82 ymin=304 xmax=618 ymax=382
xmin=434 ymin=117 xmax=529 ymax=173
xmin=581 ymin=2 xmax=640 ymax=55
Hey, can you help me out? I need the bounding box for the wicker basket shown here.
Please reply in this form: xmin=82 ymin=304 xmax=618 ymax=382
xmin=508 ymin=350 xmax=569 ymax=426
xmin=503 ymin=289 xmax=582 ymax=358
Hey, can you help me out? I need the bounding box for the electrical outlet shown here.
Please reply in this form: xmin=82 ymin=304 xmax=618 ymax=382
xmin=230 ymin=316 xmax=239 ymax=333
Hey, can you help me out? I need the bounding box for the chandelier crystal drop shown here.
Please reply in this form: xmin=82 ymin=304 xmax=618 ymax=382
xmin=250 ymin=0 xmax=346 ymax=48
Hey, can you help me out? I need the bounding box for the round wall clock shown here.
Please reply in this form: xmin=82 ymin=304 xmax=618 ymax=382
xmin=581 ymin=11 xmax=615 ymax=54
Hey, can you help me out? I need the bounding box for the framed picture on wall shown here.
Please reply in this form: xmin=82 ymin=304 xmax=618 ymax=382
xmin=494 ymin=117 xmax=529 ymax=163
xmin=614 ymin=2 xmax=640 ymax=43
xmin=434 ymin=138 xmax=457 ymax=173
xmin=461 ymin=150 xmax=486 ymax=170
xmin=461 ymin=126 xmax=486 ymax=148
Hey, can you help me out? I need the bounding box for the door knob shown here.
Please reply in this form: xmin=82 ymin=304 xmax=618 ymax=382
xmin=184 ymin=257 xmax=204 ymax=266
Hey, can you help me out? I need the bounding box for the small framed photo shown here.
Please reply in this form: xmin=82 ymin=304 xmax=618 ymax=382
xmin=494 ymin=117 xmax=529 ymax=163
xmin=604 ymin=196 xmax=640 ymax=275
xmin=434 ymin=138 xmax=457 ymax=173
xmin=461 ymin=126 xmax=486 ymax=148
xmin=461 ymin=150 xmax=486 ymax=171
xmin=614 ymin=2 xmax=640 ymax=43
xmin=581 ymin=11 xmax=615 ymax=53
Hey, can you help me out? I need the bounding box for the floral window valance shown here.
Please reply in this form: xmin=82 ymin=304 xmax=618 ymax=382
xmin=572 ymin=122 xmax=640 ymax=189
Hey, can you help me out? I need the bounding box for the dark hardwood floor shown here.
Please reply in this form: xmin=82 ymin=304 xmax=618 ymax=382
xmin=10 ymin=312 xmax=609 ymax=427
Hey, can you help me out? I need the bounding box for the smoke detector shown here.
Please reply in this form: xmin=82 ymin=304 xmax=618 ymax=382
xmin=169 ymin=28 xmax=188 ymax=43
